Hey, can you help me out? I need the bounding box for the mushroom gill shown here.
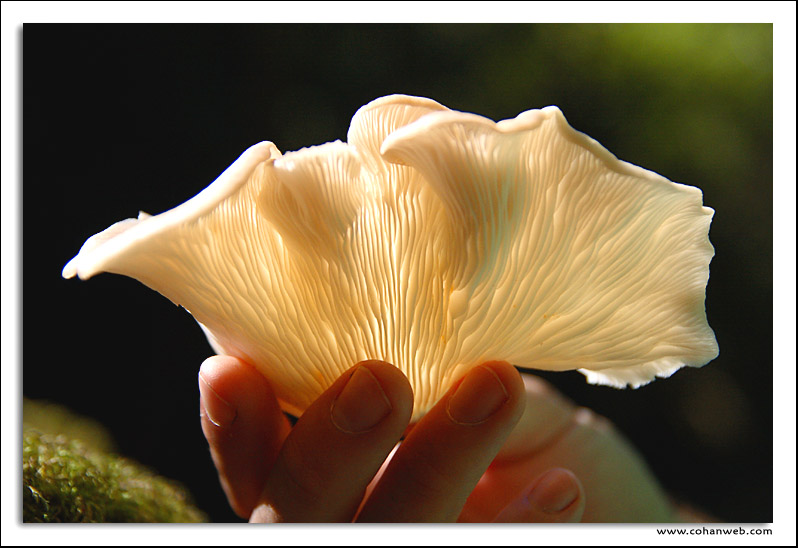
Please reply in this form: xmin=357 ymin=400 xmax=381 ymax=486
xmin=63 ymin=94 xmax=719 ymax=421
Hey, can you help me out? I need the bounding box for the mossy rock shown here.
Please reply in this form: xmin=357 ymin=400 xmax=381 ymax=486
xmin=23 ymin=400 xmax=207 ymax=523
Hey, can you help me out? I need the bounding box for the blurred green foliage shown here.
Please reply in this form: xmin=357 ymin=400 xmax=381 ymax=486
xmin=433 ymin=23 xmax=773 ymax=522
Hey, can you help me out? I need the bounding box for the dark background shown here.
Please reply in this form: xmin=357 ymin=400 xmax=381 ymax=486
xmin=23 ymin=24 xmax=773 ymax=522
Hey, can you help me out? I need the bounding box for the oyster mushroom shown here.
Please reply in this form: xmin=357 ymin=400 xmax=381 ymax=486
xmin=63 ymin=94 xmax=718 ymax=421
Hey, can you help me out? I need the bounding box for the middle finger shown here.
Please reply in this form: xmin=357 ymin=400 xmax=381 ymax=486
xmin=250 ymin=360 xmax=413 ymax=522
xmin=357 ymin=361 xmax=525 ymax=522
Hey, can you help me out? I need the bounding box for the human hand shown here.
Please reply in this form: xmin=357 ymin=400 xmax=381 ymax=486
xmin=198 ymin=356 xmax=588 ymax=522
xmin=458 ymin=374 xmax=679 ymax=522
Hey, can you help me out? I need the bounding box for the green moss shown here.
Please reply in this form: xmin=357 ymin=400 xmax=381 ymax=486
xmin=23 ymin=428 xmax=207 ymax=523
xmin=23 ymin=398 xmax=116 ymax=453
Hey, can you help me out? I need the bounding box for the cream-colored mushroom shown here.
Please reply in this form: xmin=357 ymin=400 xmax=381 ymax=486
xmin=63 ymin=94 xmax=718 ymax=421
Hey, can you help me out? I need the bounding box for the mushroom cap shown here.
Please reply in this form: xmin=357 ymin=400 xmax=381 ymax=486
xmin=63 ymin=94 xmax=718 ymax=421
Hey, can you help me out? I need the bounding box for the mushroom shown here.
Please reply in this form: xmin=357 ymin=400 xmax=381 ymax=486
xmin=63 ymin=94 xmax=718 ymax=421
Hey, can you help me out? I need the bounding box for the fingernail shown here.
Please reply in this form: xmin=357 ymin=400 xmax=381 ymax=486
xmin=447 ymin=365 xmax=509 ymax=425
xmin=528 ymin=469 xmax=580 ymax=514
xmin=331 ymin=366 xmax=392 ymax=433
xmin=199 ymin=372 xmax=237 ymax=428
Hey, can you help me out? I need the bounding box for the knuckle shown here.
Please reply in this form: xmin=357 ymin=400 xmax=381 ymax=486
xmin=573 ymin=406 xmax=615 ymax=434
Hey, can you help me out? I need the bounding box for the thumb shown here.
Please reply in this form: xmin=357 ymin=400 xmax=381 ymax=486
xmin=493 ymin=468 xmax=585 ymax=523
